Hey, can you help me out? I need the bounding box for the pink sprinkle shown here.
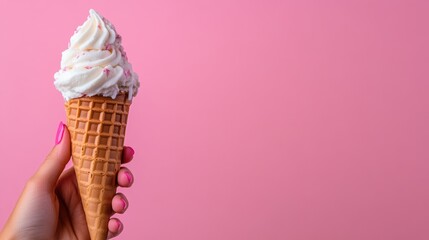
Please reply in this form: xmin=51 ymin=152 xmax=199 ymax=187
xmin=97 ymin=24 xmax=101 ymax=30
xmin=124 ymin=69 xmax=131 ymax=78
xmin=103 ymin=68 xmax=111 ymax=77
xmin=104 ymin=43 xmax=112 ymax=51
xmin=121 ymin=51 xmax=128 ymax=60
xmin=85 ymin=66 xmax=92 ymax=69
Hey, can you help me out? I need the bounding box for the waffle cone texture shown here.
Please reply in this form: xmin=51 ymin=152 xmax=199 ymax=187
xmin=65 ymin=93 xmax=131 ymax=240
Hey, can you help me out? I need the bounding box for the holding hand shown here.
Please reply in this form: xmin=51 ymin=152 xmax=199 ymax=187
xmin=0 ymin=123 xmax=135 ymax=239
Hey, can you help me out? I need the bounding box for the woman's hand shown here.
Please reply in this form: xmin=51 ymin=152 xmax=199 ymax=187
xmin=0 ymin=122 xmax=135 ymax=239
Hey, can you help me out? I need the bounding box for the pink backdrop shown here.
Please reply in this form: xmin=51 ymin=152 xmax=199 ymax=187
xmin=0 ymin=0 xmax=428 ymax=239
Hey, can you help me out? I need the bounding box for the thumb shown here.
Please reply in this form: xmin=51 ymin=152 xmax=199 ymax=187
xmin=34 ymin=122 xmax=71 ymax=189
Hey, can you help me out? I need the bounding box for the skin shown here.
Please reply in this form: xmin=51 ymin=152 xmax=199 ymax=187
xmin=0 ymin=126 xmax=135 ymax=239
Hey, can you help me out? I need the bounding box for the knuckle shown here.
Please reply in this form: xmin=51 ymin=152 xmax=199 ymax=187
xmin=25 ymin=176 xmax=43 ymax=190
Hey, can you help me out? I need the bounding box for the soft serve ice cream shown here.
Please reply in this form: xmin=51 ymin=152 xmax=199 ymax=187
xmin=55 ymin=9 xmax=139 ymax=240
xmin=54 ymin=9 xmax=139 ymax=101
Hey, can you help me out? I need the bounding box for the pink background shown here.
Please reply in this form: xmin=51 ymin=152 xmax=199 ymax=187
xmin=0 ymin=0 xmax=428 ymax=239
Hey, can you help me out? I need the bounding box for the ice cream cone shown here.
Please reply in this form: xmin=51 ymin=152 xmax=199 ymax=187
xmin=65 ymin=93 xmax=131 ymax=240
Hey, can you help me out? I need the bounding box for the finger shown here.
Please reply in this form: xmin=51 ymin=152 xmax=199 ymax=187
xmin=107 ymin=218 xmax=123 ymax=239
xmin=34 ymin=122 xmax=71 ymax=189
xmin=117 ymin=167 xmax=134 ymax=187
xmin=122 ymin=146 xmax=134 ymax=164
xmin=112 ymin=193 xmax=128 ymax=214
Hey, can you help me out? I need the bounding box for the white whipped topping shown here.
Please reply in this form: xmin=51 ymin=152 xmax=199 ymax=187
xmin=54 ymin=9 xmax=139 ymax=101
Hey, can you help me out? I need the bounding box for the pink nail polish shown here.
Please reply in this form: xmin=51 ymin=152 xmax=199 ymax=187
xmin=117 ymin=221 xmax=123 ymax=231
xmin=121 ymin=199 xmax=127 ymax=210
xmin=55 ymin=122 xmax=65 ymax=145
xmin=128 ymin=147 xmax=135 ymax=156
xmin=125 ymin=172 xmax=132 ymax=183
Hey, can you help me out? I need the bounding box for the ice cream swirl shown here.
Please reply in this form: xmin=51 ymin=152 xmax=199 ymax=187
xmin=54 ymin=9 xmax=139 ymax=101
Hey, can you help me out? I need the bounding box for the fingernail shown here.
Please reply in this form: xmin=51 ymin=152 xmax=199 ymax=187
xmin=128 ymin=147 xmax=135 ymax=156
xmin=117 ymin=221 xmax=123 ymax=232
xmin=55 ymin=122 xmax=65 ymax=145
xmin=125 ymin=172 xmax=133 ymax=184
xmin=121 ymin=199 xmax=128 ymax=210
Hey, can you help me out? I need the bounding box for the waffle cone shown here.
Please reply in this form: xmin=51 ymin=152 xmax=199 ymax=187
xmin=65 ymin=93 xmax=131 ymax=240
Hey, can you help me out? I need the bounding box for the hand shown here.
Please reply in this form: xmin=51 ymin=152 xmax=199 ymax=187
xmin=0 ymin=122 xmax=135 ymax=239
